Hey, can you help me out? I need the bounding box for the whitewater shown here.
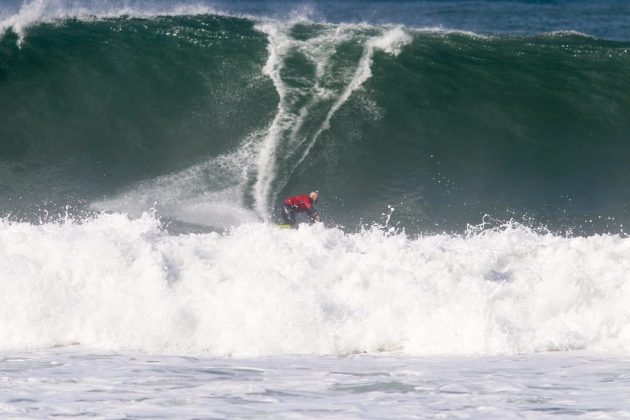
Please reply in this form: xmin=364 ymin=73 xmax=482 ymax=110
xmin=2 ymin=0 xmax=630 ymax=417
xmin=2 ymin=214 xmax=630 ymax=417
xmin=2 ymin=212 xmax=630 ymax=356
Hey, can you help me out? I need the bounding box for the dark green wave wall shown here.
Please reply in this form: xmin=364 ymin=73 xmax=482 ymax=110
xmin=1 ymin=15 xmax=629 ymax=233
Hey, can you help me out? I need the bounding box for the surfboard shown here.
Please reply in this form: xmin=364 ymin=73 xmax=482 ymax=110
xmin=276 ymin=224 xmax=292 ymax=229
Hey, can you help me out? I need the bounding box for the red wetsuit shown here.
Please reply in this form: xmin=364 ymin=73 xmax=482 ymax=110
xmin=284 ymin=195 xmax=315 ymax=213
xmin=282 ymin=195 xmax=318 ymax=225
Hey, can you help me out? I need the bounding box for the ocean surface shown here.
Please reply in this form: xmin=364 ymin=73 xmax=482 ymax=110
xmin=1 ymin=0 xmax=630 ymax=417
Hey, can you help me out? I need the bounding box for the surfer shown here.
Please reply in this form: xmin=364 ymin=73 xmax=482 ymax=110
xmin=282 ymin=191 xmax=320 ymax=228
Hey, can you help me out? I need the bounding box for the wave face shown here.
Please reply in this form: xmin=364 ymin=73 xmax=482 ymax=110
xmin=1 ymin=214 xmax=630 ymax=356
xmin=1 ymin=5 xmax=630 ymax=233
xmin=2 ymin=10 xmax=630 ymax=233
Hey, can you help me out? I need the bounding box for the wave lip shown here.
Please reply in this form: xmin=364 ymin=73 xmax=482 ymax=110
xmin=4 ymin=0 xmax=630 ymax=44
xmin=1 ymin=214 xmax=630 ymax=357
xmin=0 ymin=0 xmax=222 ymax=44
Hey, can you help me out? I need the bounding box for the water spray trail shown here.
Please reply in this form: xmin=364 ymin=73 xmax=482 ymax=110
xmin=252 ymin=24 xmax=411 ymax=219
xmin=252 ymin=23 xmax=291 ymax=220
xmin=293 ymin=27 xmax=411 ymax=171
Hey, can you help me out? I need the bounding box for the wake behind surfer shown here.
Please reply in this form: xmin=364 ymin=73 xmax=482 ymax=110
xmin=281 ymin=191 xmax=320 ymax=228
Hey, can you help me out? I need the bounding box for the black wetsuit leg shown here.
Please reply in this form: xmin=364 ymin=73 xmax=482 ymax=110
xmin=282 ymin=205 xmax=296 ymax=227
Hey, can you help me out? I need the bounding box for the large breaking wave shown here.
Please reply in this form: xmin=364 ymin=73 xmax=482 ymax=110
xmin=2 ymin=1 xmax=630 ymax=357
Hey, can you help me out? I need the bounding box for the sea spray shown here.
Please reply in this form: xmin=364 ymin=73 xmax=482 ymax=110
xmin=1 ymin=213 xmax=630 ymax=356
xmin=91 ymin=134 xmax=263 ymax=228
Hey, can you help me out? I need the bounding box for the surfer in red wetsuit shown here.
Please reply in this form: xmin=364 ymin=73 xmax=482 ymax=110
xmin=282 ymin=191 xmax=320 ymax=228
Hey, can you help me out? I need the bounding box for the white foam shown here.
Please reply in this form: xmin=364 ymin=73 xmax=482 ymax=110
xmin=369 ymin=26 xmax=412 ymax=55
xmin=2 ymin=214 xmax=630 ymax=357
xmin=0 ymin=0 xmax=50 ymax=44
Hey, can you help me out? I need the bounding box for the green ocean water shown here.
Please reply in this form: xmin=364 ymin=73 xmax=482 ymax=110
xmin=1 ymin=15 xmax=630 ymax=233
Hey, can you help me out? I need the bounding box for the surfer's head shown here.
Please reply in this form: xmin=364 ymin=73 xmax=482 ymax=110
xmin=310 ymin=191 xmax=319 ymax=202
